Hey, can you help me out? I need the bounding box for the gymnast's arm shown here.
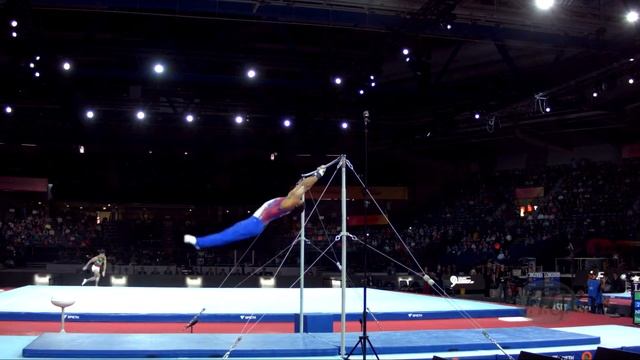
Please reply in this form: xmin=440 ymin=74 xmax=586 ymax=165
xmin=281 ymin=167 xmax=324 ymax=209
xmin=82 ymin=256 xmax=97 ymax=271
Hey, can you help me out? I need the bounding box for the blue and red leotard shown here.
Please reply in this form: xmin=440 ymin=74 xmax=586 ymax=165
xmin=194 ymin=197 xmax=293 ymax=249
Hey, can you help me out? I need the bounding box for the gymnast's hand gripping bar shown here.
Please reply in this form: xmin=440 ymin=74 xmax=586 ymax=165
xmin=300 ymin=156 xmax=342 ymax=177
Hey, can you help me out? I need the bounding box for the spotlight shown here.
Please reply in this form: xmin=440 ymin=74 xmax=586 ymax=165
xmin=10 ymin=20 xmax=18 ymax=27
xmin=405 ymin=57 xmax=411 ymax=62
xmin=370 ymin=82 xmax=376 ymax=87
xmin=62 ymin=61 xmax=71 ymax=71
xmin=630 ymin=58 xmax=636 ymax=62
xmin=341 ymin=121 xmax=349 ymax=129
xmin=136 ymin=111 xmax=146 ymax=120
xmin=148 ymin=150 xmax=153 ymax=154
xmin=545 ymin=107 xmax=551 ymax=112
xmin=35 ymin=56 xmax=40 ymax=61
xmin=184 ymin=151 xmax=188 ymax=155
xmin=79 ymin=145 xmax=85 ymax=154
xmin=629 ymin=78 xmax=635 ymax=85
xmin=246 ymin=69 xmax=257 ymax=79
xmin=29 ymin=62 xmax=34 ymax=68
xmin=359 ymin=89 xmax=365 ymax=95
xmin=474 ymin=113 xmax=480 ymax=119
xmin=334 ymin=77 xmax=342 ymax=85
xmin=592 ymin=92 xmax=599 ymax=98
xmin=235 ymin=115 xmax=244 ymax=124
xmin=11 ymin=31 xmax=17 ymax=38
xmin=626 ymin=10 xmax=639 ymax=23
xmin=446 ymin=24 xmax=452 ymax=30
xmin=185 ymin=114 xmax=194 ymax=122
xmin=534 ymin=0 xmax=554 ymax=10
xmin=153 ymin=63 xmax=165 ymax=74
xmin=402 ymin=48 xmax=410 ymax=55
xmin=85 ymin=110 xmax=95 ymax=119
xmin=34 ymin=72 xmax=40 ymax=77
xmin=5 ymin=106 xmax=12 ymax=114
xmin=370 ymin=75 xmax=375 ymax=80
xmin=283 ymin=119 xmax=291 ymax=127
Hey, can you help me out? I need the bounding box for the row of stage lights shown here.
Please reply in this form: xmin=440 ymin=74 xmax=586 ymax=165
xmin=3 ymin=103 xmax=352 ymax=130
xmin=3 ymin=55 xmax=354 ymax=130
xmin=6 ymin=13 xmax=361 ymax=126
xmin=5 ymin=53 xmax=637 ymax=125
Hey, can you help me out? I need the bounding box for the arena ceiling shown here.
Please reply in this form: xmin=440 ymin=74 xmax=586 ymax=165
xmin=1 ymin=0 xmax=639 ymax=200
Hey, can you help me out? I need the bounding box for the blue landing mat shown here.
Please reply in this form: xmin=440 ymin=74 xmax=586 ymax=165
xmin=316 ymin=327 xmax=601 ymax=355
xmin=22 ymin=333 xmax=337 ymax=358
xmin=22 ymin=327 xmax=600 ymax=358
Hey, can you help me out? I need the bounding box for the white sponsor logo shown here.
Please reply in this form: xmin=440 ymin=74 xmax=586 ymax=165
xmin=407 ymin=313 xmax=423 ymax=318
xmin=63 ymin=315 xmax=79 ymax=319
xmin=450 ymin=275 xmax=474 ymax=288
xmin=240 ymin=315 xmax=257 ymax=320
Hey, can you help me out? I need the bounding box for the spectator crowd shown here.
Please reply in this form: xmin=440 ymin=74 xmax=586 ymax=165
xmin=1 ymin=159 xmax=639 ymax=283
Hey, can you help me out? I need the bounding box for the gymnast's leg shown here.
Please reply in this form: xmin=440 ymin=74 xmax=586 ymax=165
xmin=82 ymin=266 xmax=100 ymax=286
xmin=184 ymin=216 xmax=265 ymax=249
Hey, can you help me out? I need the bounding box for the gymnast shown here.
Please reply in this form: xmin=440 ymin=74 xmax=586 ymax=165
xmin=81 ymin=249 xmax=107 ymax=286
xmin=184 ymin=165 xmax=326 ymax=249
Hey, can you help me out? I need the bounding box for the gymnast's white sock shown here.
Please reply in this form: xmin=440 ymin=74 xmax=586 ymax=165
xmin=184 ymin=234 xmax=197 ymax=247
xmin=81 ymin=278 xmax=87 ymax=286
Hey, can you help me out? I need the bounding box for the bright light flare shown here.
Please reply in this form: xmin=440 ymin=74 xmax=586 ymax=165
xmin=534 ymin=0 xmax=555 ymax=10
xmin=153 ymin=63 xmax=165 ymax=74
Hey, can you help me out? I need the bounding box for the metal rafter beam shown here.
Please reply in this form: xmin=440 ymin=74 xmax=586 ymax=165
xmin=435 ymin=42 xmax=462 ymax=84
xmin=29 ymin=0 xmax=625 ymax=50
xmin=494 ymin=42 xmax=519 ymax=79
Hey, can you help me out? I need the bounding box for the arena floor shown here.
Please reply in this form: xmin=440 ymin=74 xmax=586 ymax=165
xmin=0 ymin=286 xmax=638 ymax=359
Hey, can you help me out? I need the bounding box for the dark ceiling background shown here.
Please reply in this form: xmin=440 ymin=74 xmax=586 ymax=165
xmin=1 ymin=0 xmax=639 ymax=203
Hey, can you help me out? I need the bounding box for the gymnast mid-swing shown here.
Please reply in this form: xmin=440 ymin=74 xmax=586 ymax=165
xmin=184 ymin=165 xmax=326 ymax=249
